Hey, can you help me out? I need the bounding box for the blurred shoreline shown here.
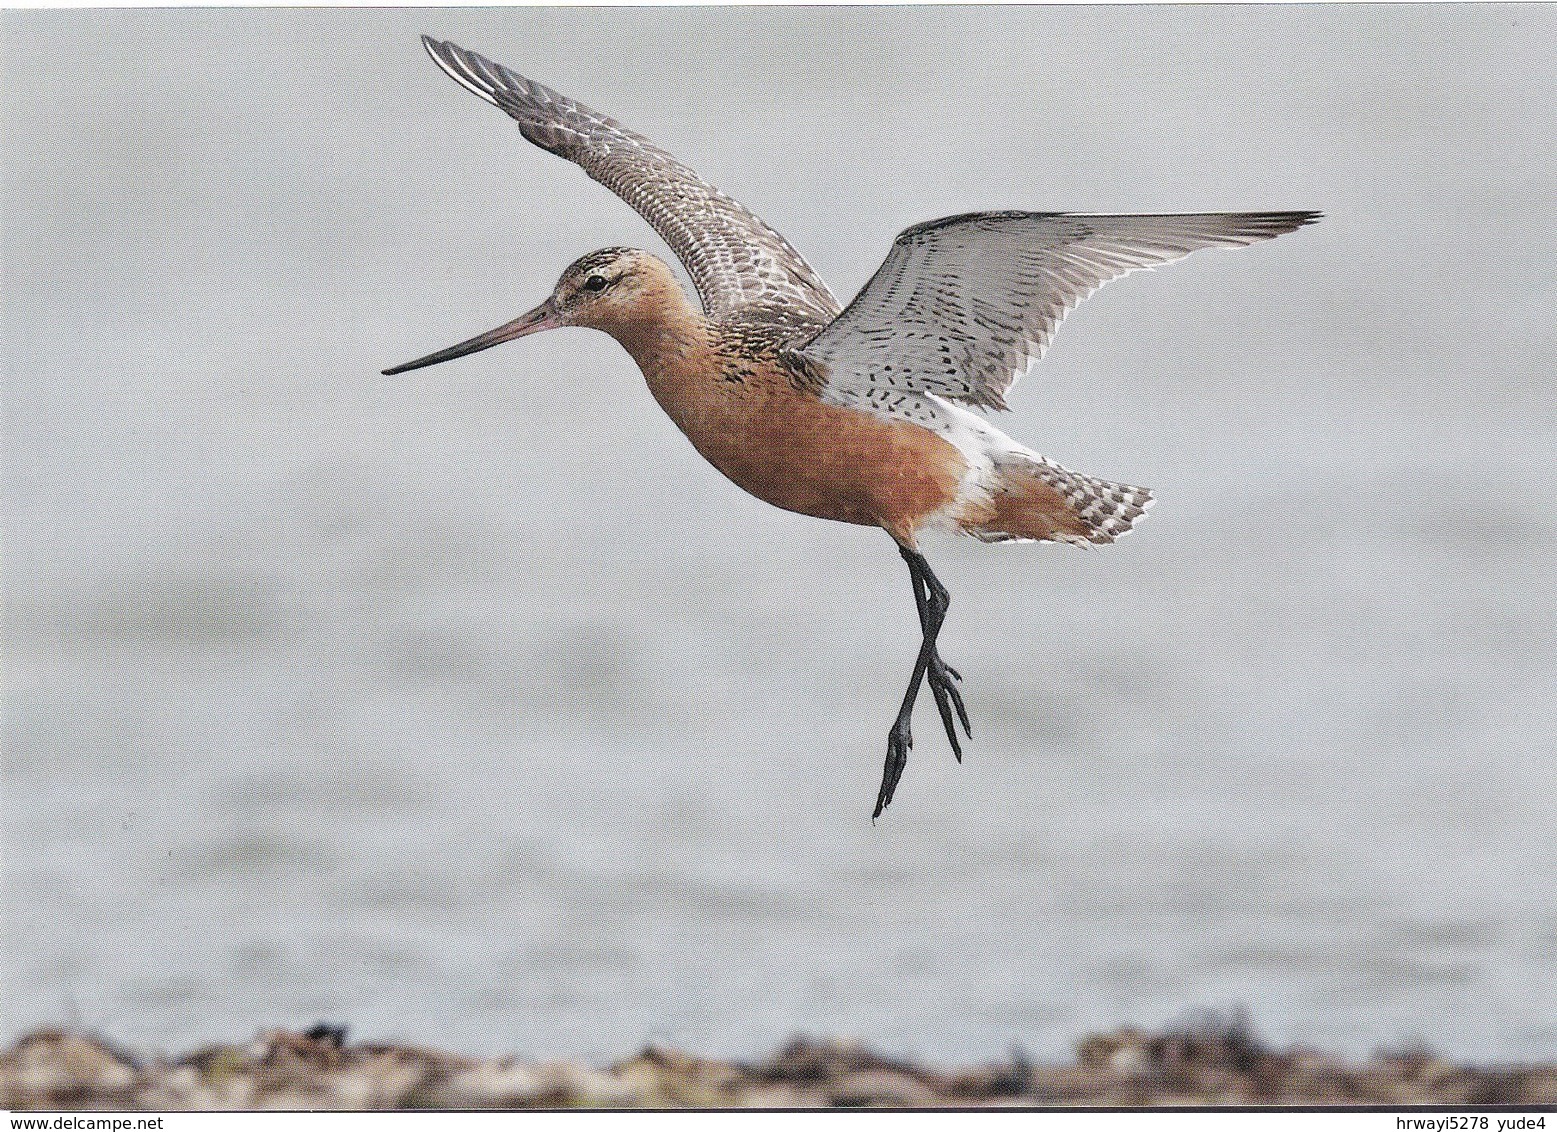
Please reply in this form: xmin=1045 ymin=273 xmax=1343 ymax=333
xmin=5 ymin=1019 xmax=1555 ymax=1109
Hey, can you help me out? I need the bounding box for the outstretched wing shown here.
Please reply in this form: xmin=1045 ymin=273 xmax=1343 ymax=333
xmin=420 ymin=37 xmax=841 ymax=327
xmin=795 ymin=210 xmax=1320 ymax=412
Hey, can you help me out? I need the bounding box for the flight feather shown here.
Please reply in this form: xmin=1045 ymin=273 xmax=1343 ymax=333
xmin=420 ymin=37 xmax=841 ymax=327
xmin=796 ymin=210 xmax=1320 ymax=411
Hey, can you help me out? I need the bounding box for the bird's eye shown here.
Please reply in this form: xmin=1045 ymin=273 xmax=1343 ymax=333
xmin=583 ymin=274 xmax=608 ymax=292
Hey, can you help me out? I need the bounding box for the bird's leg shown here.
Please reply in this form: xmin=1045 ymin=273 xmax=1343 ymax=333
xmin=875 ymin=545 xmax=965 ymax=818
xmin=906 ymin=552 xmax=972 ymax=755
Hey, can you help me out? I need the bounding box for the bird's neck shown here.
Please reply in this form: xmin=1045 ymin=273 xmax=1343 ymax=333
xmin=598 ymin=284 xmax=720 ymax=417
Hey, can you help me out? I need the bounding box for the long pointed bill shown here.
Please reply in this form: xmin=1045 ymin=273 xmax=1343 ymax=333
xmin=382 ymin=298 xmax=562 ymax=375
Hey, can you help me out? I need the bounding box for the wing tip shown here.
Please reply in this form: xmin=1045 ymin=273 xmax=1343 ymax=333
xmin=1252 ymin=209 xmax=1323 ymax=233
xmin=417 ymin=35 xmax=505 ymax=108
xmin=895 ymin=208 xmax=1321 ymax=246
xmin=1220 ymin=209 xmax=1323 ymax=247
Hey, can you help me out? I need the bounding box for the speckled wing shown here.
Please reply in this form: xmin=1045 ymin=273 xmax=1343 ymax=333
xmin=420 ymin=37 xmax=841 ymax=327
xmin=796 ymin=211 xmax=1320 ymax=412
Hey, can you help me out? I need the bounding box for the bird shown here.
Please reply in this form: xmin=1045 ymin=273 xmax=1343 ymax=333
xmin=384 ymin=37 xmax=1319 ymax=818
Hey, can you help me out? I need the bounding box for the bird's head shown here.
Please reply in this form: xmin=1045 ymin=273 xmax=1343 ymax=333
xmin=382 ymin=248 xmax=687 ymax=375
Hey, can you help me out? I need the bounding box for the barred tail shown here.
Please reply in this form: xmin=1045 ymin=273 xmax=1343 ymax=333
xmin=966 ymin=452 xmax=1153 ymax=545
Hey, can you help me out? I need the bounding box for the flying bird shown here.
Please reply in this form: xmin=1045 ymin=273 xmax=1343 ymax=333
xmin=385 ymin=37 xmax=1319 ymax=817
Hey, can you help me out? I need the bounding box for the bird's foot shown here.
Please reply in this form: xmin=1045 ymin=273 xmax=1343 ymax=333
xmin=927 ymin=650 xmax=972 ymax=761
xmin=873 ymin=715 xmax=914 ymax=819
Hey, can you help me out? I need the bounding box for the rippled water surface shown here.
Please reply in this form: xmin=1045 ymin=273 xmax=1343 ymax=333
xmin=6 ymin=6 xmax=1556 ymax=1062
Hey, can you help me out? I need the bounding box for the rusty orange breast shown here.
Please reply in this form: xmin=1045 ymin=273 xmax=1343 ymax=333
xmin=605 ymin=298 xmax=967 ymax=544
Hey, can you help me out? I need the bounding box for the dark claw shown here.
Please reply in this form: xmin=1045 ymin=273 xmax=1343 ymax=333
xmin=935 ymin=653 xmax=972 ymax=739
xmin=928 ymin=649 xmax=972 ymax=747
xmin=874 ymin=717 xmax=913 ymax=819
xmin=925 ymin=656 xmax=965 ymax=762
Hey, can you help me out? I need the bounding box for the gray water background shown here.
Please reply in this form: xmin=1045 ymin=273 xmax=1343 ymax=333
xmin=5 ymin=6 xmax=1555 ymax=1063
